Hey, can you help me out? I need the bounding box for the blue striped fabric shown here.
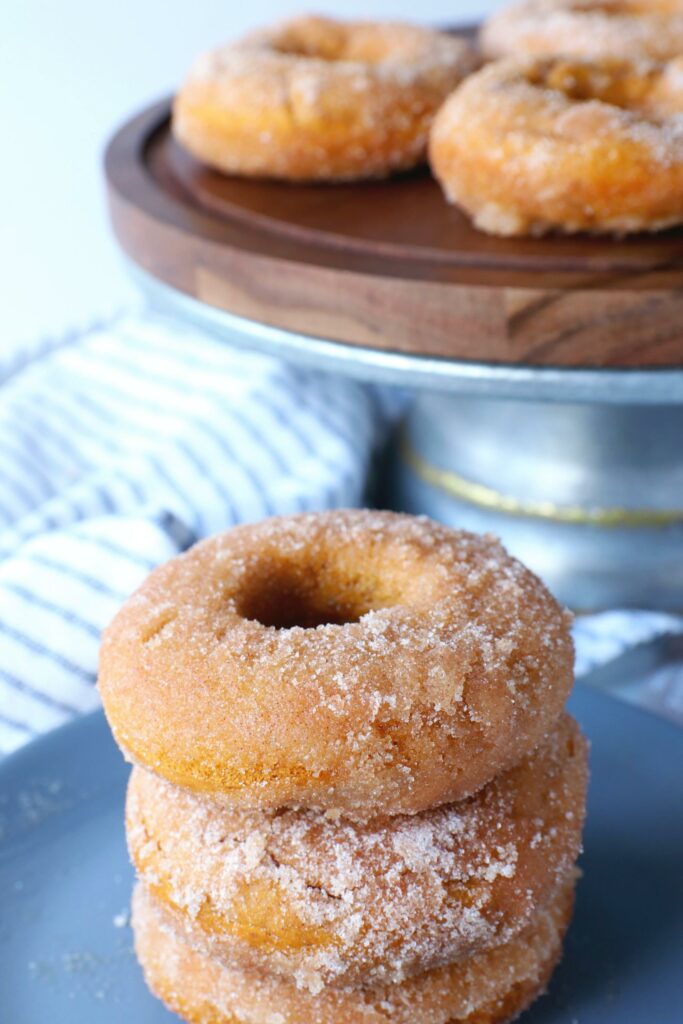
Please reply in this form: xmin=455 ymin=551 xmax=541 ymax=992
xmin=1 ymin=310 xmax=682 ymax=752
xmin=0 ymin=310 xmax=402 ymax=753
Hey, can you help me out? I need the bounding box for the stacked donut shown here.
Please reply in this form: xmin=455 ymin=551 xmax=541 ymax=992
xmin=99 ymin=510 xmax=588 ymax=1024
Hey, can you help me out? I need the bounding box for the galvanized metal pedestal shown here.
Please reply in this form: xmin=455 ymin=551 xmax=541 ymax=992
xmin=135 ymin=267 xmax=683 ymax=611
xmin=394 ymin=395 xmax=683 ymax=610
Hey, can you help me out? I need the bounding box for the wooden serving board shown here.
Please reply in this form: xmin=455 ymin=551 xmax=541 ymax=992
xmin=105 ymin=99 xmax=683 ymax=368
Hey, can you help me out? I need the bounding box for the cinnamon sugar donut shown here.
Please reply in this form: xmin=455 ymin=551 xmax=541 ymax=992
xmin=99 ymin=510 xmax=573 ymax=818
xmin=172 ymin=16 xmax=477 ymax=182
xmin=429 ymin=55 xmax=683 ymax=236
xmin=127 ymin=715 xmax=587 ymax=993
xmin=482 ymin=1 xmax=683 ymax=63
xmin=132 ymin=876 xmax=575 ymax=1024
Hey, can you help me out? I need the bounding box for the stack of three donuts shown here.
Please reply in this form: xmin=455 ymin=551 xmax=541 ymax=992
xmin=99 ymin=510 xmax=588 ymax=1024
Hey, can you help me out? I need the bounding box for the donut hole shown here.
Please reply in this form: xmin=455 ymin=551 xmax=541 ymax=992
xmin=271 ymin=20 xmax=419 ymax=65
xmin=572 ymin=1 xmax=680 ymax=13
xmin=569 ymin=0 xmax=676 ymax=13
xmin=238 ymin=579 xmax=361 ymax=629
xmin=532 ymin=58 xmax=658 ymax=111
xmin=235 ymin=558 xmax=400 ymax=630
xmin=272 ymin=23 xmax=348 ymax=62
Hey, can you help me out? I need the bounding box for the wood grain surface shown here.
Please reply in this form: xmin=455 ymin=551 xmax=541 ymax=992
xmin=104 ymin=99 xmax=683 ymax=368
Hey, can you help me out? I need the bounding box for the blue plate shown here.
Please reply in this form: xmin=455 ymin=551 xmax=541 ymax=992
xmin=1 ymin=686 xmax=682 ymax=1023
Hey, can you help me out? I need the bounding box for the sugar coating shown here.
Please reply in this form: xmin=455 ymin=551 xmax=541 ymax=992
xmin=172 ymin=15 xmax=478 ymax=182
xmin=481 ymin=1 xmax=683 ymax=64
xmin=132 ymin=875 xmax=576 ymax=1024
xmin=126 ymin=716 xmax=587 ymax=992
xmin=430 ymin=53 xmax=683 ymax=236
xmin=99 ymin=509 xmax=574 ymax=818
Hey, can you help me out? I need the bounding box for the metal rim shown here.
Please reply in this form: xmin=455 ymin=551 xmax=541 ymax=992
xmin=400 ymin=431 xmax=683 ymax=527
xmin=133 ymin=264 xmax=683 ymax=404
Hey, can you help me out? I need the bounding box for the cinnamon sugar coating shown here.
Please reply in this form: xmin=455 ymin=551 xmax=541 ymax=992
xmin=482 ymin=1 xmax=683 ymax=64
xmin=131 ymin=877 xmax=575 ymax=1024
xmin=99 ymin=510 xmax=574 ymax=818
xmin=429 ymin=55 xmax=683 ymax=236
xmin=172 ymin=15 xmax=477 ymax=182
xmin=127 ymin=715 xmax=587 ymax=993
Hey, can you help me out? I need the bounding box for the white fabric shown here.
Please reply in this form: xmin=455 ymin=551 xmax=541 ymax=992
xmin=0 ymin=310 xmax=681 ymax=753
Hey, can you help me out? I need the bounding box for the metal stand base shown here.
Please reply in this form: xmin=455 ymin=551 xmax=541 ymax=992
xmin=391 ymin=394 xmax=683 ymax=610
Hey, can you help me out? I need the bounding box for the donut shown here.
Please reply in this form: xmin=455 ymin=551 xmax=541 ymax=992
xmin=99 ymin=510 xmax=573 ymax=818
xmin=429 ymin=55 xmax=683 ymax=236
xmin=172 ymin=16 xmax=477 ymax=182
xmin=132 ymin=875 xmax=575 ymax=1024
xmin=481 ymin=1 xmax=683 ymax=64
xmin=126 ymin=715 xmax=587 ymax=993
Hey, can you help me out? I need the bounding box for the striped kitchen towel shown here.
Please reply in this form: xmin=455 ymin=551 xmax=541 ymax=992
xmin=0 ymin=309 xmax=681 ymax=753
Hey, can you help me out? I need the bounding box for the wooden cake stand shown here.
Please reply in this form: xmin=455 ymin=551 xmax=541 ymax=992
xmin=104 ymin=97 xmax=683 ymax=610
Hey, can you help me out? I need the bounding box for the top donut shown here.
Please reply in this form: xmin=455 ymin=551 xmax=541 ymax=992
xmin=99 ymin=511 xmax=573 ymax=819
xmin=172 ymin=15 xmax=477 ymax=181
xmin=482 ymin=1 xmax=683 ymax=63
